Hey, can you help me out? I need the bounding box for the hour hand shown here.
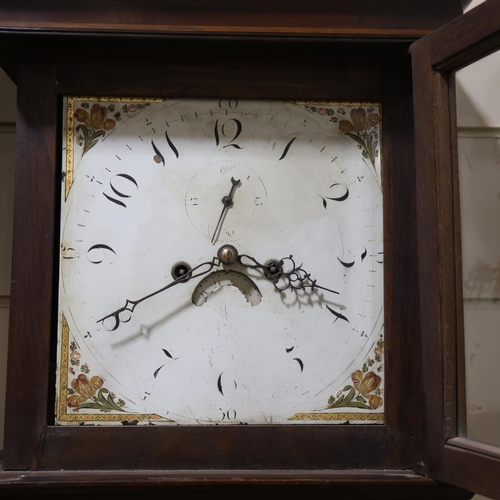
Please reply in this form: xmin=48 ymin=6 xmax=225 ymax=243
xmin=238 ymin=254 xmax=339 ymax=295
xmin=97 ymin=257 xmax=221 ymax=331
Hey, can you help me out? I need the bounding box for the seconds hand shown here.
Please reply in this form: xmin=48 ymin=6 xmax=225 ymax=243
xmin=211 ymin=177 xmax=241 ymax=244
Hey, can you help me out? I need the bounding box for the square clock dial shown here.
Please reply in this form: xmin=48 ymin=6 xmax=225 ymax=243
xmin=56 ymin=97 xmax=384 ymax=426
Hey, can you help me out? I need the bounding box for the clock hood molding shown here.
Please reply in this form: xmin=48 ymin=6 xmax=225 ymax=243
xmin=0 ymin=0 xmax=463 ymax=38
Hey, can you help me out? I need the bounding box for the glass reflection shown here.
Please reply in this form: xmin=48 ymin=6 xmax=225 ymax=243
xmin=457 ymin=48 xmax=500 ymax=447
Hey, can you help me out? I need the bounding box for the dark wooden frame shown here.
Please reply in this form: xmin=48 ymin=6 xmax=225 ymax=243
xmin=411 ymin=1 xmax=500 ymax=498
xmin=4 ymin=35 xmax=422 ymax=472
xmin=0 ymin=0 xmax=488 ymax=497
xmin=0 ymin=0 xmax=463 ymax=39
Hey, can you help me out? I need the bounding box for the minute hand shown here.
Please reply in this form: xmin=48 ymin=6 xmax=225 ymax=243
xmin=97 ymin=257 xmax=222 ymax=331
xmin=211 ymin=176 xmax=241 ymax=244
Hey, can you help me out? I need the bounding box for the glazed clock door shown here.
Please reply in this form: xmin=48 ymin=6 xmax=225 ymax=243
xmin=412 ymin=0 xmax=500 ymax=498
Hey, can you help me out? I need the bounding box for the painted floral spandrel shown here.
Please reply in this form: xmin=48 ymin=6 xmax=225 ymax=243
xmin=67 ymin=373 xmax=127 ymax=413
xmin=325 ymin=335 xmax=384 ymax=411
xmin=304 ymin=105 xmax=380 ymax=170
xmin=338 ymin=107 xmax=380 ymax=170
xmin=74 ymin=101 xmax=152 ymax=156
xmin=75 ymin=103 xmax=116 ymax=156
xmin=67 ymin=341 xmax=127 ymax=413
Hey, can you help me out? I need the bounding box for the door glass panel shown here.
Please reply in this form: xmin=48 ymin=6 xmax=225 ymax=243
xmin=457 ymin=48 xmax=500 ymax=448
xmin=463 ymin=0 xmax=487 ymax=14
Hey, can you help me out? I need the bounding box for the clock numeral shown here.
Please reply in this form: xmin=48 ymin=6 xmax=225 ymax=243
xmin=214 ymin=119 xmax=243 ymax=149
xmin=218 ymin=98 xmax=238 ymax=109
xmin=217 ymin=373 xmax=224 ymax=395
xmin=337 ymin=247 xmax=369 ymax=268
xmin=164 ymin=130 xmax=179 ymax=158
xmin=87 ymin=244 xmax=116 ymax=264
xmin=220 ymin=409 xmax=237 ymax=421
xmin=151 ymin=140 xmax=165 ymax=165
xmin=153 ymin=364 xmax=164 ymax=379
xmin=293 ymin=357 xmax=304 ymax=372
xmin=152 ymin=132 xmax=179 ymax=165
xmin=278 ymin=137 xmax=297 ymax=160
xmin=338 ymin=257 xmax=355 ymax=268
xmin=326 ymin=304 xmax=349 ymax=323
xmin=319 ymin=183 xmax=349 ymax=208
xmin=103 ymin=173 xmax=138 ymax=208
xmin=327 ymin=183 xmax=349 ymax=201
xmin=62 ymin=246 xmax=77 ymax=260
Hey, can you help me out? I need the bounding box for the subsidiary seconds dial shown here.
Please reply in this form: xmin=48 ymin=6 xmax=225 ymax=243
xmin=186 ymin=161 xmax=267 ymax=244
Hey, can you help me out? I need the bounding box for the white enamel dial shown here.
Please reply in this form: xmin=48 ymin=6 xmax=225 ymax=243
xmin=57 ymin=98 xmax=384 ymax=425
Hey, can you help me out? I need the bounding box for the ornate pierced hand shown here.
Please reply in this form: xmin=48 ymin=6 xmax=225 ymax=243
xmin=238 ymin=253 xmax=339 ymax=295
xmin=97 ymin=255 xmax=224 ymax=331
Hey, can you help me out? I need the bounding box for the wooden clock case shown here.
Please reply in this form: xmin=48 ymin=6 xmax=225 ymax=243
xmin=0 ymin=0 xmax=498 ymax=498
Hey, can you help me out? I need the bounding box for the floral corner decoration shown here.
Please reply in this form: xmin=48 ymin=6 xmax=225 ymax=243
xmin=74 ymin=100 xmax=151 ymax=156
xmin=325 ymin=335 xmax=384 ymax=411
xmin=75 ymin=103 xmax=116 ymax=156
xmin=67 ymin=341 xmax=127 ymax=413
xmin=306 ymin=104 xmax=380 ymax=170
xmin=67 ymin=374 xmax=126 ymax=413
xmin=339 ymin=107 xmax=380 ymax=170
